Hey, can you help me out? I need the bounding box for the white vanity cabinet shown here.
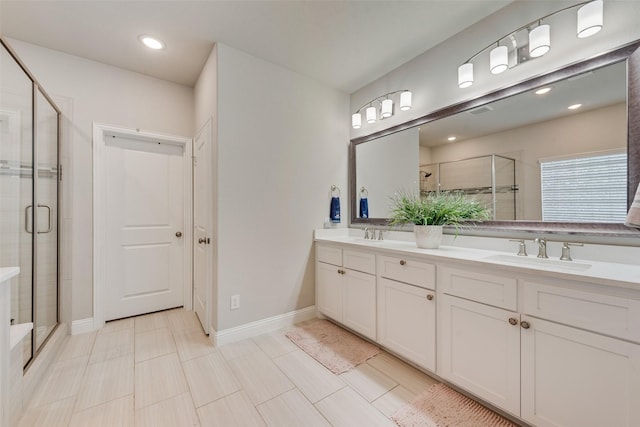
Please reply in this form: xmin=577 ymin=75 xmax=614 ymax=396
xmin=315 ymin=233 xmax=640 ymax=427
xmin=377 ymin=255 xmax=436 ymax=371
xmin=519 ymin=281 xmax=640 ymax=427
xmin=437 ymin=265 xmax=521 ymax=416
xmin=316 ymin=244 xmax=377 ymax=340
xmin=438 ymin=263 xmax=640 ymax=425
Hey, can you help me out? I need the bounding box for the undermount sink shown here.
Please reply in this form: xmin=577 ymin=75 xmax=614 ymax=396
xmin=484 ymin=254 xmax=592 ymax=271
xmin=352 ymin=238 xmax=384 ymax=244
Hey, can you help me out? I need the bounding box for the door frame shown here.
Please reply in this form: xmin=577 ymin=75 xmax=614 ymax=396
xmin=92 ymin=122 xmax=193 ymax=330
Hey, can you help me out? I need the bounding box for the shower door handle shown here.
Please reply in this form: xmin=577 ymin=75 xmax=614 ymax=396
xmin=25 ymin=205 xmax=33 ymax=234
xmin=25 ymin=204 xmax=52 ymax=234
xmin=37 ymin=204 xmax=52 ymax=234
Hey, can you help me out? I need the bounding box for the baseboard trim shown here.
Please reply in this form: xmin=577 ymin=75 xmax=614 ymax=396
xmin=210 ymin=305 xmax=317 ymax=347
xmin=71 ymin=317 xmax=95 ymax=335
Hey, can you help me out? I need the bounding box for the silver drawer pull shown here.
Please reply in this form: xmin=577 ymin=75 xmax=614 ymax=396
xmin=426 ymin=294 xmax=434 ymax=301
xmin=400 ymin=260 xmax=406 ymax=266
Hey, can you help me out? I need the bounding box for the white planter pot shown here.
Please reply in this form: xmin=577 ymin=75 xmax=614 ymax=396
xmin=414 ymin=225 xmax=443 ymax=249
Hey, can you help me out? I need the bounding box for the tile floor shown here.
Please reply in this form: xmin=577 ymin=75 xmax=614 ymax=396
xmin=17 ymin=309 xmax=440 ymax=427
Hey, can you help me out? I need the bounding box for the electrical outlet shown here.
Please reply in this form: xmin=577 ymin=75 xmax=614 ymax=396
xmin=230 ymin=294 xmax=240 ymax=310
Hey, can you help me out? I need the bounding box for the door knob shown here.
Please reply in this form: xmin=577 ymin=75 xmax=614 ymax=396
xmin=198 ymin=237 xmax=205 ymax=244
xmin=175 ymin=231 xmax=182 ymax=237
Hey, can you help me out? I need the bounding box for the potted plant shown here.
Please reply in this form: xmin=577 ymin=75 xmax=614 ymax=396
xmin=389 ymin=191 xmax=491 ymax=248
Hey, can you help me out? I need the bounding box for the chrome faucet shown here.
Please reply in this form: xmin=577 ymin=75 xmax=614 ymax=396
xmin=534 ymin=237 xmax=548 ymax=258
xmin=364 ymin=227 xmax=370 ymax=239
xmin=509 ymin=239 xmax=528 ymax=256
xmin=560 ymin=242 xmax=584 ymax=261
xmin=377 ymin=229 xmax=384 ymax=240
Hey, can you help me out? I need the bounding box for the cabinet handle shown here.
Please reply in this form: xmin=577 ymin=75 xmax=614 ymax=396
xmin=399 ymin=260 xmax=406 ymax=266
xmin=508 ymin=317 xmax=518 ymax=326
xmin=520 ymin=320 xmax=531 ymax=329
xmin=337 ymin=269 xmax=345 ymax=275
xmin=426 ymin=294 xmax=434 ymax=301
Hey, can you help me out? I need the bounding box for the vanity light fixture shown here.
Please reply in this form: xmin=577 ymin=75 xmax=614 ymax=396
xmin=365 ymin=106 xmax=377 ymax=124
xmin=535 ymin=87 xmax=552 ymax=95
xmin=457 ymin=0 xmax=603 ymax=89
xmin=351 ymin=90 xmax=412 ymax=129
xmin=351 ymin=113 xmax=362 ymax=129
xmin=399 ymin=91 xmax=412 ymax=111
xmin=577 ymin=0 xmax=603 ymax=38
xmin=458 ymin=63 xmax=474 ymax=88
xmin=139 ymin=35 xmax=165 ymax=50
xmin=381 ymin=99 xmax=393 ymax=118
xmin=529 ymin=23 xmax=551 ymax=58
xmin=568 ymin=103 xmax=583 ymax=110
xmin=490 ymin=44 xmax=508 ymax=74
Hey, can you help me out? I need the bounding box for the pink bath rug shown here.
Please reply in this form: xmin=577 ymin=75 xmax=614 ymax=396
xmin=285 ymin=319 xmax=381 ymax=374
xmin=392 ymin=383 xmax=518 ymax=427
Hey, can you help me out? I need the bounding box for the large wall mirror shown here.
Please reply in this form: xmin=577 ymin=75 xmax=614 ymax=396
xmin=350 ymin=41 xmax=640 ymax=242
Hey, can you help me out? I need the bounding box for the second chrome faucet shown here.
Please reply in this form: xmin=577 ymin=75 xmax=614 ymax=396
xmin=534 ymin=237 xmax=548 ymax=258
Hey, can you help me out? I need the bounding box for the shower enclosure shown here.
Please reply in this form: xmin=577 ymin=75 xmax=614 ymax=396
xmin=1 ymin=39 xmax=60 ymax=368
xmin=420 ymin=154 xmax=518 ymax=220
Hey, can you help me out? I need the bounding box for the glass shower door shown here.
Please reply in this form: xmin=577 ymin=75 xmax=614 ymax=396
xmin=34 ymin=88 xmax=59 ymax=352
xmin=0 ymin=45 xmax=34 ymax=365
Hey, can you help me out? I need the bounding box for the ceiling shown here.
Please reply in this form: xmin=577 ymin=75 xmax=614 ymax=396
xmin=0 ymin=0 xmax=513 ymax=92
xmin=419 ymin=60 xmax=627 ymax=147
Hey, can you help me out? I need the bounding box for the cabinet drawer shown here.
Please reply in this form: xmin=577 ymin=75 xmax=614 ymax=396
xmin=316 ymin=244 xmax=342 ymax=266
xmin=378 ymin=255 xmax=435 ymax=290
xmin=523 ymin=281 xmax=640 ymax=343
xmin=438 ymin=265 xmax=517 ymax=311
xmin=343 ymin=249 xmax=376 ymax=275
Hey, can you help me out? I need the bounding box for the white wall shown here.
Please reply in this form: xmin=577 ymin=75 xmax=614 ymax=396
xmin=6 ymin=38 xmax=194 ymax=321
xmin=356 ymin=128 xmax=419 ymax=218
xmin=351 ymin=1 xmax=640 ymax=139
xmin=214 ymin=43 xmax=349 ymax=331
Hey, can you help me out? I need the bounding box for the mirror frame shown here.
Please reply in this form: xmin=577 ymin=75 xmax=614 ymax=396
xmin=350 ymin=40 xmax=640 ymax=242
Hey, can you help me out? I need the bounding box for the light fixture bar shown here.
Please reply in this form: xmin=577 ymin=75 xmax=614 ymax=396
xmin=457 ymin=0 xmax=602 ymax=88
xmin=351 ymin=89 xmax=412 ymax=128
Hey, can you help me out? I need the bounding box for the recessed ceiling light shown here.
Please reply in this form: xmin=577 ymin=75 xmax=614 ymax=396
xmin=535 ymin=87 xmax=552 ymax=95
xmin=447 ymin=136 xmax=457 ymax=141
xmin=139 ymin=35 xmax=164 ymax=50
xmin=568 ymin=103 xmax=582 ymax=110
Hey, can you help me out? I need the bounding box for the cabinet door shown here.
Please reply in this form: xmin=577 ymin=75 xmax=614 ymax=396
xmin=438 ymin=294 xmax=521 ymax=416
xmin=343 ymin=269 xmax=376 ymax=340
xmin=317 ymin=261 xmax=343 ymax=322
xmin=378 ymin=278 xmax=435 ymax=371
xmin=521 ymin=317 xmax=640 ymax=427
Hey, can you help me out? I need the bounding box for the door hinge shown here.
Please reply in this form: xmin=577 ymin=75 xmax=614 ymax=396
xmin=59 ymin=164 xmax=63 ymax=181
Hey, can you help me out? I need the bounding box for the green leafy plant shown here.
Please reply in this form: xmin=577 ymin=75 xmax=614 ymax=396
xmin=389 ymin=191 xmax=491 ymax=227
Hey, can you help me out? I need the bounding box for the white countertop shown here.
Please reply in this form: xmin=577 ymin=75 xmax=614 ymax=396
xmin=0 ymin=267 xmax=19 ymax=284
xmin=315 ymin=230 xmax=640 ymax=291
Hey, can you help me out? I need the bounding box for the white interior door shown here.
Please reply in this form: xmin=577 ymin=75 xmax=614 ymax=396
xmin=104 ymin=135 xmax=185 ymax=321
xmin=193 ymin=121 xmax=212 ymax=333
